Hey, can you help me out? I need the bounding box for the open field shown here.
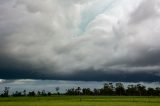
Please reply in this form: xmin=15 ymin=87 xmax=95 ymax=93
xmin=0 ymin=96 xmax=160 ymax=106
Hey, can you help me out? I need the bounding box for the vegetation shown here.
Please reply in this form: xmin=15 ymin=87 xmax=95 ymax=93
xmin=0 ymin=83 xmax=160 ymax=106
xmin=0 ymin=96 xmax=160 ymax=106
xmin=0 ymin=83 xmax=160 ymax=97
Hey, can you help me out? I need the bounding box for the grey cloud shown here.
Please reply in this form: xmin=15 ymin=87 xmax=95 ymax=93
xmin=130 ymin=0 xmax=159 ymax=24
xmin=0 ymin=0 xmax=160 ymax=81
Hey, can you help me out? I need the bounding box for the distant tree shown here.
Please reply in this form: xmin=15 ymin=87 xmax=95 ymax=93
xmin=76 ymin=87 xmax=82 ymax=101
xmin=42 ymin=90 xmax=47 ymax=96
xmin=93 ymin=88 xmax=100 ymax=95
xmin=82 ymin=88 xmax=93 ymax=95
xmin=28 ymin=91 xmax=36 ymax=96
xmin=47 ymin=92 xmax=52 ymax=96
xmin=12 ymin=91 xmax=22 ymax=97
xmin=23 ymin=90 xmax=26 ymax=96
xmin=2 ymin=87 xmax=10 ymax=97
xmin=147 ymin=88 xmax=155 ymax=96
xmin=76 ymin=87 xmax=81 ymax=95
xmin=66 ymin=88 xmax=75 ymax=95
xmin=115 ymin=83 xmax=125 ymax=96
xmin=55 ymin=87 xmax=60 ymax=95
xmin=37 ymin=91 xmax=41 ymax=96
xmin=126 ymin=85 xmax=137 ymax=96
xmin=136 ymin=84 xmax=146 ymax=96
xmin=101 ymin=83 xmax=114 ymax=95
xmin=155 ymin=87 xmax=160 ymax=96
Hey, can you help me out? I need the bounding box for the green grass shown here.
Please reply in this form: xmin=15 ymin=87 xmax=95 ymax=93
xmin=0 ymin=96 xmax=160 ymax=106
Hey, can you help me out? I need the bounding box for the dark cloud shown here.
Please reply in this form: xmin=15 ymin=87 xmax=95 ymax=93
xmin=0 ymin=0 xmax=160 ymax=82
xmin=0 ymin=63 xmax=159 ymax=82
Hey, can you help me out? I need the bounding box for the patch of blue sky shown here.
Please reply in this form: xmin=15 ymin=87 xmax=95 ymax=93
xmin=78 ymin=0 xmax=118 ymax=36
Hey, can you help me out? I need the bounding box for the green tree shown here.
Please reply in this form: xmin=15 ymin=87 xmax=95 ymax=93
xmin=115 ymin=83 xmax=125 ymax=96
xmin=101 ymin=83 xmax=114 ymax=95
xmin=126 ymin=85 xmax=137 ymax=96
xmin=82 ymin=88 xmax=93 ymax=95
xmin=55 ymin=87 xmax=60 ymax=95
xmin=3 ymin=87 xmax=10 ymax=97
xmin=136 ymin=84 xmax=146 ymax=96
xmin=155 ymin=87 xmax=160 ymax=96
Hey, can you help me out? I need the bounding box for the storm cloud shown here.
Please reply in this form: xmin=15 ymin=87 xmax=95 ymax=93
xmin=0 ymin=0 xmax=160 ymax=81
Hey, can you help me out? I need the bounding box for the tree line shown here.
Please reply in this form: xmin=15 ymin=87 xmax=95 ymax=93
xmin=1 ymin=83 xmax=160 ymax=97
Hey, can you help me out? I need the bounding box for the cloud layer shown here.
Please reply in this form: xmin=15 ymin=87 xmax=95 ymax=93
xmin=0 ymin=0 xmax=160 ymax=81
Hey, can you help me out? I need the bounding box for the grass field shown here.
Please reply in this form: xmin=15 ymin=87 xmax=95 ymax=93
xmin=0 ymin=96 xmax=160 ymax=106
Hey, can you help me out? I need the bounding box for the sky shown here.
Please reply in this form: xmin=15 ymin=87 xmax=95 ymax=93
xmin=0 ymin=79 xmax=160 ymax=94
xmin=0 ymin=0 xmax=160 ymax=82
